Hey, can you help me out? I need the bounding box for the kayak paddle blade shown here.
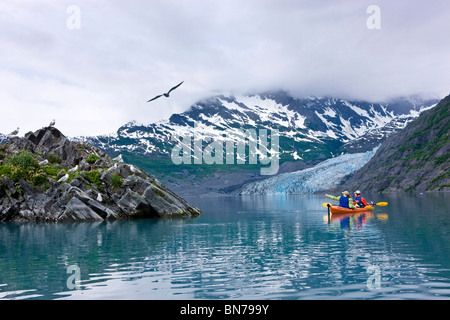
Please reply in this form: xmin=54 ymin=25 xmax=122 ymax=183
xmin=322 ymin=203 xmax=332 ymax=208
xmin=376 ymin=202 xmax=388 ymax=206
xmin=365 ymin=206 xmax=375 ymax=210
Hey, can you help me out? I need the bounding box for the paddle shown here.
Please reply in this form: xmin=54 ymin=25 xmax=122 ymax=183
xmin=376 ymin=202 xmax=388 ymax=206
xmin=322 ymin=203 xmax=332 ymax=208
xmin=363 ymin=202 xmax=387 ymax=210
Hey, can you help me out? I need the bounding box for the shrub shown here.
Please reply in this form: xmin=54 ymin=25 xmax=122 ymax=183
xmin=111 ymin=174 xmax=123 ymax=189
xmin=87 ymin=154 xmax=100 ymax=164
xmin=42 ymin=166 xmax=59 ymax=177
xmin=31 ymin=170 xmax=48 ymax=186
xmin=0 ymin=164 xmax=11 ymax=177
xmin=47 ymin=154 xmax=62 ymax=164
xmin=9 ymin=166 xmax=27 ymax=181
xmin=9 ymin=151 xmax=38 ymax=171
xmin=85 ymin=170 xmax=104 ymax=191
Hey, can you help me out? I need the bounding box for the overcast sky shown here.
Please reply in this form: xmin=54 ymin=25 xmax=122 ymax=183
xmin=1 ymin=0 xmax=449 ymax=137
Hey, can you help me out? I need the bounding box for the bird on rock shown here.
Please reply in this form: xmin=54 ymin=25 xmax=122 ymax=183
xmin=8 ymin=127 xmax=19 ymax=136
xmin=58 ymin=174 xmax=69 ymax=183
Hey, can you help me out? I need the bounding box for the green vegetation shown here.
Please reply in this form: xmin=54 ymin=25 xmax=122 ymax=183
xmin=0 ymin=151 xmax=47 ymax=187
xmin=47 ymin=154 xmax=62 ymax=164
xmin=434 ymin=154 xmax=449 ymax=166
xmin=124 ymin=154 xmax=262 ymax=181
xmin=0 ymin=164 xmax=11 ymax=177
xmin=111 ymin=174 xmax=123 ymax=189
xmin=42 ymin=165 xmax=60 ymax=177
xmin=391 ymin=99 xmax=450 ymax=170
xmin=87 ymin=154 xmax=100 ymax=164
xmin=85 ymin=170 xmax=104 ymax=191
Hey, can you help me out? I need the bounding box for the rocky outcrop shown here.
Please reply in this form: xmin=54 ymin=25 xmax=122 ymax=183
xmin=0 ymin=127 xmax=201 ymax=222
xmin=338 ymin=94 xmax=450 ymax=193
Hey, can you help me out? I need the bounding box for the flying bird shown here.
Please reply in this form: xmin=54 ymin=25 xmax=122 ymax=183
xmin=49 ymin=119 xmax=55 ymax=127
xmin=147 ymin=81 xmax=184 ymax=102
xmin=8 ymin=127 xmax=19 ymax=136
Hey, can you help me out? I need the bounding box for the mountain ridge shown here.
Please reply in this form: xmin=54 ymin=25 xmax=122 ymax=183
xmin=337 ymin=93 xmax=450 ymax=193
xmin=71 ymin=92 xmax=438 ymax=195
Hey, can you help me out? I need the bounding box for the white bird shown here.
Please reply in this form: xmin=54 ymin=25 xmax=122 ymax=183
xmin=113 ymin=154 xmax=124 ymax=163
xmin=107 ymin=163 xmax=118 ymax=172
xmin=8 ymin=127 xmax=19 ymax=136
xmin=57 ymin=174 xmax=69 ymax=183
xmin=49 ymin=119 xmax=55 ymax=127
xmin=130 ymin=165 xmax=139 ymax=174
xmin=97 ymin=193 xmax=103 ymax=202
xmin=39 ymin=159 xmax=49 ymax=166
xmin=68 ymin=165 xmax=79 ymax=173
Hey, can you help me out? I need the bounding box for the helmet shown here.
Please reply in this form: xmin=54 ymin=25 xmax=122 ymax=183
xmin=355 ymin=190 xmax=361 ymax=195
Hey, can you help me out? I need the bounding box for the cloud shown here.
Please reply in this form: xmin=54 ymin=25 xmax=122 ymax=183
xmin=0 ymin=0 xmax=449 ymax=136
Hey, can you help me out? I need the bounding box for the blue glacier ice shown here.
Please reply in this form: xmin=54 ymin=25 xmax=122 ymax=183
xmin=240 ymin=147 xmax=378 ymax=195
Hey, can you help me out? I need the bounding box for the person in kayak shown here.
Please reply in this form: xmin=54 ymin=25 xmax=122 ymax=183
xmin=352 ymin=190 xmax=372 ymax=207
xmin=325 ymin=191 xmax=356 ymax=209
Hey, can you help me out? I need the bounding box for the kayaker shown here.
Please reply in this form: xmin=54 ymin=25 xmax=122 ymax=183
xmin=352 ymin=199 xmax=360 ymax=208
xmin=353 ymin=190 xmax=372 ymax=207
xmin=325 ymin=191 xmax=356 ymax=209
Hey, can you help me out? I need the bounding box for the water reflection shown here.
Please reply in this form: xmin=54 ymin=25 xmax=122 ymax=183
xmin=326 ymin=212 xmax=374 ymax=233
xmin=0 ymin=193 xmax=449 ymax=300
xmin=325 ymin=211 xmax=390 ymax=233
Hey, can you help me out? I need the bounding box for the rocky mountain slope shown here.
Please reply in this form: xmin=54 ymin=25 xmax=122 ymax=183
xmin=84 ymin=92 xmax=436 ymax=161
xmin=0 ymin=127 xmax=201 ymax=222
xmin=338 ymin=94 xmax=450 ymax=193
xmin=78 ymin=92 xmax=437 ymax=195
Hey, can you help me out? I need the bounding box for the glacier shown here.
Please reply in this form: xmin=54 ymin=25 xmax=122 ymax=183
xmin=239 ymin=147 xmax=378 ymax=195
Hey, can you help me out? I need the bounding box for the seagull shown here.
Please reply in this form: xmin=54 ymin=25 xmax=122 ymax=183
xmin=58 ymin=174 xmax=69 ymax=183
xmin=68 ymin=165 xmax=79 ymax=173
xmin=147 ymin=81 xmax=184 ymax=102
xmin=97 ymin=193 xmax=103 ymax=202
xmin=130 ymin=165 xmax=140 ymax=174
xmin=39 ymin=159 xmax=49 ymax=166
xmin=8 ymin=127 xmax=19 ymax=136
xmin=112 ymin=154 xmax=124 ymax=163
xmin=49 ymin=119 xmax=55 ymax=127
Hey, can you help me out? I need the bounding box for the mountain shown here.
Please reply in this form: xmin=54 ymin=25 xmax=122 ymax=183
xmin=338 ymin=94 xmax=450 ymax=193
xmin=0 ymin=133 xmax=8 ymax=144
xmin=78 ymin=91 xmax=438 ymax=194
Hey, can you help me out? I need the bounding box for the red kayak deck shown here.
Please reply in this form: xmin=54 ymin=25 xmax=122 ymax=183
xmin=329 ymin=206 xmax=373 ymax=214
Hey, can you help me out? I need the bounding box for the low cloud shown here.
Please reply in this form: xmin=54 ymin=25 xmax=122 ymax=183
xmin=1 ymin=0 xmax=449 ymax=136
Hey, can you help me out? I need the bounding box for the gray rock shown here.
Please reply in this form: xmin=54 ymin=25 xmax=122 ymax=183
xmin=58 ymin=197 xmax=103 ymax=221
xmin=0 ymin=126 xmax=202 ymax=222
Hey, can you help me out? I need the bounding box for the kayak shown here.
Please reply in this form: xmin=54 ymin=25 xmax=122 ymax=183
xmin=329 ymin=205 xmax=373 ymax=214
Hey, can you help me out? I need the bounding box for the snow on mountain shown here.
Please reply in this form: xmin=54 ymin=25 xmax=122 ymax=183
xmin=239 ymin=147 xmax=378 ymax=195
xmin=80 ymin=92 xmax=438 ymax=166
xmin=0 ymin=133 xmax=7 ymax=144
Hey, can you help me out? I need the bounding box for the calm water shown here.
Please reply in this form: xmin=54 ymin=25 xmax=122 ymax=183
xmin=0 ymin=193 xmax=449 ymax=300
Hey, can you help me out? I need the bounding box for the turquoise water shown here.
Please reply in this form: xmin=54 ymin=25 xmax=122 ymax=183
xmin=0 ymin=193 xmax=449 ymax=300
